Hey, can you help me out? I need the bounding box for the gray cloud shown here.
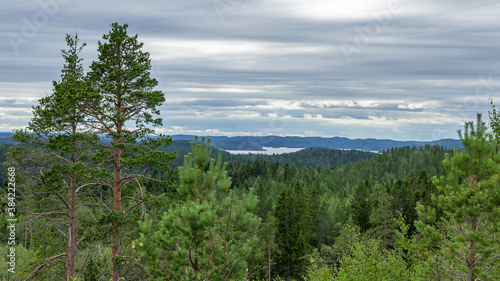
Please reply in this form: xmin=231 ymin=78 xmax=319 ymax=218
xmin=1 ymin=0 xmax=499 ymax=140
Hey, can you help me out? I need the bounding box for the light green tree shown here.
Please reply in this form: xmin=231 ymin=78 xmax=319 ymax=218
xmin=489 ymin=99 xmax=500 ymax=151
xmin=416 ymin=114 xmax=500 ymax=281
xmin=303 ymin=255 xmax=334 ymax=281
xmin=334 ymin=219 xmax=424 ymax=281
xmin=136 ymin=136 xmax=261 ymax=280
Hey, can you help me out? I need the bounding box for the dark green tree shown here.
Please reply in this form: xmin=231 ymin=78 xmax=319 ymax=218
xmin=350 ymin=180 xmax=371 ymax=233
xmin=391 ymin=179 xmax=416 ymax=230
xmin=255 ymin=181 xmax=273 ymax=221
xmin=274 ymin=180 xmax=318 ymax=280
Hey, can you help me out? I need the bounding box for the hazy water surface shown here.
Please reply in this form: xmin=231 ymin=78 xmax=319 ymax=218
xmin=224 ymin=147 xmax=304 ymax=155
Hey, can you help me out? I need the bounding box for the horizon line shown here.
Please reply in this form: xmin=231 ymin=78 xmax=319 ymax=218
xmin=0 ymin=131 xmax=461 ymax=142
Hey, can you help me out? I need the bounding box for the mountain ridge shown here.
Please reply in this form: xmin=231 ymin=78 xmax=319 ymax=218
xmin=170 ymin=135 xmax=463 ymax=152
xmin=0 ymin=132 xmax=463 ymax=152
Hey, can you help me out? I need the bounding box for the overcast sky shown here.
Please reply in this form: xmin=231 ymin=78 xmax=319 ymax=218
xmin=2 ymin=0 xmax=499 ymax=140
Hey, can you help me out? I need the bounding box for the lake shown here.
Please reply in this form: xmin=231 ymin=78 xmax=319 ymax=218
xmin=224 ymin=147 xmax=305 ymax=155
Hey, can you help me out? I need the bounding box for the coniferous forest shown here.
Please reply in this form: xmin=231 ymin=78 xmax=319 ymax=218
xmin=1 ymin=23 xmax=500 ymax=281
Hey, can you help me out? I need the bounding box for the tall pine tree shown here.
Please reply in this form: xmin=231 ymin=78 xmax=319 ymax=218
xmin=82 ymin=23 xmax=175 ymax=280
xmin=10 ymin=34 xmax=101 ymax=279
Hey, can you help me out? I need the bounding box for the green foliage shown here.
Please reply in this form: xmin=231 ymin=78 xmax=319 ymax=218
xmin=83 ymin=22 xmax=176 ymax=176
xmin=81 ymin=23 xmax=175 ymax=280
xmin=274 ymin=180 xmax=318 ymax=280
xmin=416 ymin=114 xmax=500 ymax=280
xmin=82 ymin=253 xmax=107 ymax=281
xmin=334 ymin=219 xmax=425 ymax=281
xmin=350 ymin=181 xmax=371 ymax=233
xmin=0 ymin=144 xmax=12 ymax=186
xmin=7 ymin=33 xmax=101 ymax=280
xmin=224 ymin=147 xmax=375 ymax=170
xmin=0 ymin=244 xmax=39 ymax=280
xmin=303 ymin=255 xmax=334 ymax=281
xmin=367 ymin=183 xmax=396 ymax=249
xmin=5 ymin=24 xmax=176 ymax=280
xmin=137 ymin=136 xmax=261 ymax=280
xmin=87 ymin=22 xmax=165 ymax=133
xmin=489 ymin=99 xmax=500 ymax=150
xmin=0 ymin=136 xmax=456 ymax=280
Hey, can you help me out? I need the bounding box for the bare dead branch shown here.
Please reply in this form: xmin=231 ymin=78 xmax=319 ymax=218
xmin=26 ymin=253 xmax=68 ymax=280
xmin=124 ymin=200 xmax=143 ymax=214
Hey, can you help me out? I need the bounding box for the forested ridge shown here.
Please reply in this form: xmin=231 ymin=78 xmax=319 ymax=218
xmin=1 ymin=23 xmax=500 ymax=281
xmin=170 ymin=135 xmax=464 ymax=152
xmin=161 ymin=140 xmax=376 ymax=168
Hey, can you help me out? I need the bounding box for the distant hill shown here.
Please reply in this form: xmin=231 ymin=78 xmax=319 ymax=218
xmin=215 ymin=140 xmax=265 ymax=151
xmin=0 ymin=134 xmax=460 ymax=185
xmin=170 ymin=135 xmax=463 ymax=152
xmin=0 ymin=138 xmax=14 ymax=145
xmin=0 ymin=132 xmax=464 ymax=152
xmin=224 ymin=147 xmax=375 ymax=169
xmin=162 ymin=140 xmax=375 ymax=169
xmin=0 ymin=132 xmax=14 ymax=144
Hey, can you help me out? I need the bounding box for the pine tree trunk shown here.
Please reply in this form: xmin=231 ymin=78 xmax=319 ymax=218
xmin=268 ymin=247 xmax=271 ymax=281
xmin=466 ymin=217 xmax=477 ymax=281
xmin=466 ymin=176 xmax=478 ymax=281
xmin=67 ymin=176 xmax=76 ymax=279
xmin=67 ymin=130 xmax=77 ymax=279
xmin=111 ymin=146 xmax=122 ymax=281
xmin=467 ymin=239 xmax=475 ymax=281
xmin=24 ymin=225 xmax=27 ymax=248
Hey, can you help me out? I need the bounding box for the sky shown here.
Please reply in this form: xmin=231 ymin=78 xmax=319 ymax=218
xmin=1 ymin=0 xmax=500 ymax=141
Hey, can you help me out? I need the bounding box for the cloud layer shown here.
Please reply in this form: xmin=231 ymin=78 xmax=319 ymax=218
xmin=2 ymin=0 xmax=500 ymax=140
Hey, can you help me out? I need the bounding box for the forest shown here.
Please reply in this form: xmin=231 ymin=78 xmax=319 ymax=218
xmin=1 ymin=23 xmax=500 ymax=281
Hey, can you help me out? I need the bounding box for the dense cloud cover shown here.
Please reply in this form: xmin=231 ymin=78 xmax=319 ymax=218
xmin=1 ymin=0 xmax=499 ymax=140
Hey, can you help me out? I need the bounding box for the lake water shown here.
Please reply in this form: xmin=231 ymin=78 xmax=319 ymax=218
xmin=224 ymin=147 xmax=305 ymax=155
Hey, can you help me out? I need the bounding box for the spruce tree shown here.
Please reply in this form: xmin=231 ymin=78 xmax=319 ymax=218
xmin=250 ymin=181 xmax=278 ymax=280
xmin=350 ymin=180 xmax=371 ymax=233
xmin=274 ymin=180 xmax=318 ymax=280
xmin=367 ymin=183 xmax=396 ymax=249
xmin=391 ymin=178 xmax=417 ymax=230
xmin=416 ymin=114 xmax=500 ymax=280
xmin=274 ymin=188 xmax=295 ymax=279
